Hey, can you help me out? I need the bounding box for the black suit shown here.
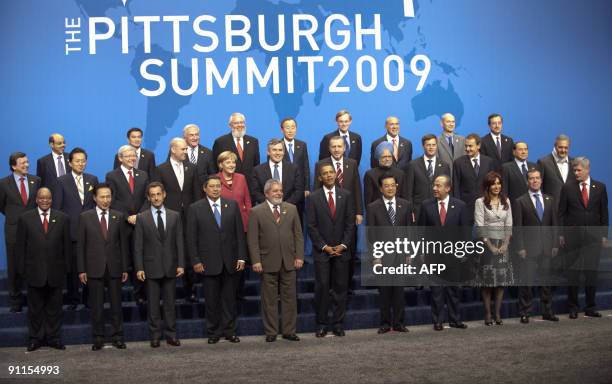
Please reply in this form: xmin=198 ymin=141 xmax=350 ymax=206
xmin=452 ymin=155 xmax=497 ymax=220
xmin=169 ymin=144 xmax=216 ymax=183
xmin=0 ymin=174 xmax=40 ymax=309
xmin=480 ymin=133 xmax=514 ymax=169
xmin=212 ymin=133 xmax=260 ymax=199
xmin=187 ymin=198 xmax=246 ymax=337
xmin=77 ymin=209 xmax=129 ymax=342
xmin=513 ymin=192 xmax=559 ymax=317
xmin=369 ymin=135 xmax=413 ymax=171
xmin=367 ymin=197 xmax=413 ymax=328
xmin=134 ymin=208 xmax=184 ymax=341
xmin=36 ymin=153 xmax=71 ymax=193
xmin=251 ymin=161 xmax=304 ymax=207
xmin=318 ymin=130 xmax=362 ymax=166
xmin=113 ymin=148 xmax=157 ymax=180
xmin=538 ymin=153 xmax=573 ymax=211
xmin=502 ymin=161 xmax=536 ymax=201
xmin=307 ymin=187 xmax=355 ymax=330
xmin=283 ymin=139 xmax=310 ymax=191
xmin=363 ymin=166 xmax=409 ymax=207
xmin=154 ymin=161 xmax=201 ymax=215
xmin=418 ymin=197 xmax=471 ymax=325
xmin=406 ymin=157 xmax=451 ymax=220
xmin=560 ymin=178 xmax=609 ymax=313
xmin=16 ymin=209 xmax=71 ymax=344
xmin=53 ymin=172 xmax=99 ymax=305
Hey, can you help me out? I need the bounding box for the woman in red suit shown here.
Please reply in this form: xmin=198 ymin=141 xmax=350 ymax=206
xmin=217 ymin=151 xmax=251 ymax=232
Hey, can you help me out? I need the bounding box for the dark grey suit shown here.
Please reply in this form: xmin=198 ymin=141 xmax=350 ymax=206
xmin=406 ymin=157 xmax=451 ymax=220
xmin=537 ymin=153 xmax=573 ymax=211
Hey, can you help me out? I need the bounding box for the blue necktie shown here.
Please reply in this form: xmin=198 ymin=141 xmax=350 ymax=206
xmin=473 ymin=158 xmax=480 ymax=177
xmin=521 ymin=162 xmax=528 ymax=179
xmin=288 ymin=143 xmax=294 ymax=163
xmin=343 ymin=134 xmax=350 ymax=153
xmin=273 ymin=163 xmax=280 ymax=180
xmin=534 ymin=193 xmax=544 ymax=221
xmin=213 ymin=203 xmax=221 ymax=227
xmin=427 ymin=159 xmax=433 ymax=180
xmin=387 ymin=201 xmax=396 ymax=225
xmin=57 ymin=156 xmax=66 ymax=177
xmin=448 ymin=136 xmax=454 ymax=157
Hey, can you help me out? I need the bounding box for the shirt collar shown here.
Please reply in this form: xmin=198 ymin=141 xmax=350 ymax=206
xmin=96 ymin=206 xmax=108 ymax=215
xmin=383 ymin=196 xmax=396 ymax=206
xmin=530 ymin=189 xmax=542 ymax=196
xmin=438 ymin=195 xmax=450 ymax=206
xmin=470 ymin=154 xmax=481 ymax=162
xmin=120 ymin=164 xmax=133 ymax=175
xmin=170 ymin=157 xmax=182 ymax=168
xmin=424 ymin=155 xmax=436 ymax=162
xmin=72 ymin=171 xmax=83 ymax=179
xmin=552 ymin=149 xmax=567 ymax=163
xmin=38 ymin=207 xmax=50 ymax=216
xmin=151 ymin=205 xmax=165 ymax=215
xmin=266 ymin=200 xmax=280 ymax=211
xmin=515 ymin=158 xmax=527 ymax=168
xmin=386 ymin=134 xmax=398 ymax=142
xmin=13 ymin=172 xmax=26 ymax=181
xmin=323 ymin=185 xmax=335 ymax=195
xmin=581 ymin=177 xmax=591 ymax=186
xmin=52 ymin=151 xmax=63 ymax=158
xmin=207 ymin=197 xmax=220 ymax=206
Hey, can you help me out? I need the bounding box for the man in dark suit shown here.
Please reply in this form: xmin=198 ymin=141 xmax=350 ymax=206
xmin=248 ymin=179 xmax=304 ymax=342
xmin=314 ymin=136 xmax=364 ymax=291
xmin=53 ymin=148 xmax=99 ymax=310
xmin=367 ymin=173 xmax=413 ymax=334
xmin=437 ymin=113 xmax=465 ymax=176
xmin=252 ymin=139 xmax=304 ymax=207
xmin=280 ymin=117 xmax=310 ymax=202
xmin=212 ymin=112 xmax=260 ymax=199
xmin=77 ymin=183 xmax=129 ymax=350
xmin=559 ymin=157 xmax=608 ymax=318
xmin=16 ymin=188 xmax=71 ymax=351
xmin=513 ymin=168 xmax=559 ymax=323
xmin=363 ymin=142 xmax=409 ymax=206
xmin=36 ymin=133 xmax=71 ymax=193
xmin=156 ymin=137 xmax=200 ymax=302
xmin=134 ymin=182 xmax=184 ymax=348
xmin=106 ymin=145 xmax=150 ymax=305
xmin=501 ymin=141 xmax=537 ymax=204
xmin=537 ymin=134 xmax=573 ymax=210
xmin=181 ymin=123 xmax=216 ymax=182
xmin=452 ymin=133 xmax=497 ymax=221
xmin=318 ymin=109 xmax=362 ymax=166
xmin=187 ymin=175 xmax=247 ymax=344
xmin=406 ymin=134 xmax=451 ymax=221
xmin=113 ymin=127 xmax=157 ymax=180
xmin=308 ymin=163 xmax=355 ymax=337
xmin=480 ymin=113 xmax=514 ymax=169
xmin=369 ymin=116 xmax=412 ymax=172
xmin=418 ymin=175 xmax=471 ymax=331
xmin=0 ymin=152 xmax=41 ymax=312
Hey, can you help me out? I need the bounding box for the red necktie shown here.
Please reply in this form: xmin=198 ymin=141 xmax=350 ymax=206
xmin=273 ymin=205 xmax=281 ymax=223
xmin=581 ymin=182 xmax=589 ymax=208
xmin=335 ymin=162 xmax=344 ymax=188
xmin=236 ymin=139 xmax=244 ymax=161
xmin=100 ymin=210 xmax=108 ymax=240
xmin=128 ymin=170 xmax=135 ymax=194
xmin=42 ymin=212 xmax=49 ymax=234
xmin=19 ymin=177 xmax=28 ymax=205
xmin=439 ymin=201 xmax=447 ymax=225
xmin=328 ymin=191 xmax=336 ymax=219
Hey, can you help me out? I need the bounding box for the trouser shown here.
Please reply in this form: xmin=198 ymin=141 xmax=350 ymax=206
xmin=260 ymin=264 xmax=297 ymax=336
xmin=203 ymin=268 xmax=239 ymax=337
xmin=65 ymin=242 xmax=83 ymax=305
xmin=146 ymin=277 xmax=177 ymax=340
xmin=518 ymin=286 xmax=553 ymax=316
xmin=379 ymin=286 xmax=405 ymax=327
xmin=88 ymin=268 xmax=124 ymax=342
xmin=27 ymin=284 xmax=63 ymax=343
xmin=430 ymin=286 xmax=461 ymax=324
xmin=314 ymin=256 xmax=349 ymax=329
xmin=6 ymin=242 xmax=23 ymax=309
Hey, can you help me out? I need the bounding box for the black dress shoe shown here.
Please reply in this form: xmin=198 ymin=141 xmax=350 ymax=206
xmin=208 ymin=337 xmax=220 ymax=344
xmin=48 ymin=341 xmax=66 ymax=350
xmin=265 ymin=335 xmax=277 ymax=342
xmin=225 ymin=335 xmax=240 ymax=343
xmin=282 ymin=334 xmax=300 ymax=341
xmin=112 ymin=340 xmax=127 ymax=349
xmin=166 ymin=338 xmax=181 ymax=346
xmin=315 ymin=329 xmax=328 ymax=338
xmin=66 ymin=304 xmax=78 ymax=311
xmin=484 ymin=320 xmax=493 ymax=326
xmin=569 ymin=311 xmax=578 ymax=319
xmin=377 ymin=326 xmax=391 ymax=334
xmin=520 ymin=315 xmax=530 ymax=324
xmin=449 ymin=322 xmax=467 ymax=329
xmin=433 ymin=323 xmax=443 ymax=331
xmin=26 ymin=341 xmax=41 ymax=352
xmin=332 ymin=328 xmax=345 ymax=337
xmin=585 ymin=311 xmax=602 ymax=318
xmin=188 ymin=294 xmax=198 ymax=303
xmin=136 ymin=298 xmax=146 ymax=307
xmin=92 ymin=342 xmax=104 ymax=351
xmin=150 ymin=340 xmax=160 ymax=348
xmin=494 ymin=319 xmax=503 ymax=326
xmin=392 ymin=325 xmax=409 ymax=333
xmin=542 ymin=314 xmax=559 ymax=322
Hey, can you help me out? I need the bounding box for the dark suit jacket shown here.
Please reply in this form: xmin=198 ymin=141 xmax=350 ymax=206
xmin=406 ymin=157 xmax=451 ymax=212
xmin=537 ymin=153 xmax=574 ymax=210
xmin=105 ymin=167 xmax=149 ymax=216
xmin=247 ymin=202 xmax=304 ymax=272
xmin=282 ymin=139 xmax=310 ymax=191
xmin=307 ymin=187 xmax=355 ymax=261
xmin=36 ymin=153 xmax=71 ymax=193
xmin=369 ymin=135 xmax=413 ymax=171
xmin=212 ymin=133 xmax=260 ymax=189
xmin=77 ymin=209 xmax=129 ymax=278
xmin=363 ymin=166 xmax=409 ymax=206
xmin=559 ymin=179 xmax=609 ymax=244
xmin=154 ymin=161 xmax=201 ymax=215
xmin=314 ymin=157 xmax=363 ymax=215
xmin=16 ymin=209 xmax=71 ymax=287
xmin=318 ymin=130 xmax=362 ymax=166
xmin=480 ymin=133 xmax=514 ymax=169
xmin=502 ymin=161 xmax=537 ymax=201
xmin=186 ymin=198 xmax=247 ymax=275
xmin=513 ymin=192 xmax=559 ymax=256
xmin=113 ymin=148 xmax=157 ymax=180
xmin=168 ymin=144 xmax=216 ymax=183
xmin=251 ymin=161 xmax=304 ymax=206
xmin=53 ymin=172 xmax=98 ymax=241
xmin=134 ymin=208 xmax=184 ymax=279
xmin=418 ymin=197 xmax=471 ymax=227
xmin=367 ymin=197 xmax=413 ymax=227
xmin=0 ymin=174 xmax=41 ymax=244
xmin=452 ymin=155 xmax=497 ymax=215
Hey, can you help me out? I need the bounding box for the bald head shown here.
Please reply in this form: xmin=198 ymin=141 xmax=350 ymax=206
xmin=440 ymin=113 xmax=456 ymax=134
xmin=170 ymin=138 xmax=188 ymax=162
xmin=48 ymin=133 xmax=66 ymax=155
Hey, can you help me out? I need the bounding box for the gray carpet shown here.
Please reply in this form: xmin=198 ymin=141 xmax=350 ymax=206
xmin=1 ymin=312 xmax=612 ymax=384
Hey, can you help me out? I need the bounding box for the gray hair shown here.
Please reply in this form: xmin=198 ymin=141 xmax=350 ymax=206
xmin=228 ymin=112 xmax=246 ymax=124
xmin=435 ymin=174 xmax=452 ymax=188
xmin=572 ymin=156 xmax=590 ymax=169
xmin=117 ymin=145 xmax=136 ymax=158
xmin=440 ymin=113 xmax=455 ymax=121
xmin=267 ymin=138 xmax=284 ymax=150
xmin=555 ymin=134 xmax=570 ymax=144
xmin=264 ymin=179 xmax=282 ymax=194
xmin=183 ymin=124 xmax=200 ymax=135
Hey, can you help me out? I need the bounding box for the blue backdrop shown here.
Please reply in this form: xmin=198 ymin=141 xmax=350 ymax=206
xmin=2 ymin=0 xmax=611 ymax=269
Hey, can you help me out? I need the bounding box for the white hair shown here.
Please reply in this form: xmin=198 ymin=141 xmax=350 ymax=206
xmin=228 ymin=112 xmax=246 ymax=125
xmin=117 ymin=145 xmax=136 ymax=157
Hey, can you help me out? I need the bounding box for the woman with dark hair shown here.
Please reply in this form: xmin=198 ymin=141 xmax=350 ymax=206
xmin=217 ymin=151 xmax=251 ymax=232
xmin=474 ymin=171 xmax=513 ymax=325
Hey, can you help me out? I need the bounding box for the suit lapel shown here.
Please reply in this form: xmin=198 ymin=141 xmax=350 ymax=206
xmin=145 ymin=210 xmax=161 ymax=240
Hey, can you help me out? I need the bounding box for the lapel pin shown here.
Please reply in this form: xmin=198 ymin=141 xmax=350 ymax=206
xmin=200 ymin=150 xmax=204 ymax=154
xmin=400 ymin=143 xmax=404 ymax=147
xmin=592 ymin=185 xmax=596 ymax=188
xmin=112 ymin=216 xmax=117 ymax=219
xmin=398 ymin=204 xmax=402 ymax=209
xmin=52 ymin=219 xmax=56 ymax=223
xmin=282 ymin=211 xmax=287 ymax=215
xmin=338 ymin=195 xmax=342 ymax=199
xmin=246 ymin=141 xmax=251 ymax=145
xmin=141 ymin=154 xmax=145 ymax=158
xmin=224 ymin=204 xmax=228 ymax=208
xmin=184 ymin=166 xmax=188 ymax=171
xmin=451 ymin=205 xmax=455 ymax=209
xmin=135 ymin=173 xmax=139 ymax=177
xmin=30 ymin=181 xmax=34 ymax=184
xmin=88 ymin=185 xmax=93 ymax=191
